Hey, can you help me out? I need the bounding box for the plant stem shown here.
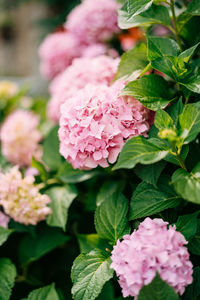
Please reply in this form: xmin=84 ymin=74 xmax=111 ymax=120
xmin=170 ymin=0 xmax=183 ymax=51
xmin=171 ymin=144 xmax=187 ymax=171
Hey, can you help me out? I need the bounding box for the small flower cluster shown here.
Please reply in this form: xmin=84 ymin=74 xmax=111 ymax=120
xmin=0 ymin=211 xmax=10 ymax=228
xmin=0 ymin=110 xmax=42 ymax=167
xmin=48 ymin=55 xmax=119 ymax=122
xmin=0 ymin=167 xmax=51 ymax=225
xmin=111 ymin=218 xmax=193 ymax=299
xmin=59 ymin=81 xmax=153 ymax=169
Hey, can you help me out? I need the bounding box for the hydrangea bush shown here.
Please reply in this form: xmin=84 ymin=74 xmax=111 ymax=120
xmin=0 ymin=0 xmax=200 ymax=299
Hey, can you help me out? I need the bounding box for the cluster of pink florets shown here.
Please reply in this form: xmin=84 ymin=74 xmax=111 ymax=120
xmin=0 ymin=110 xmax=42 ymax=167
xmin=0 ymin=167 xmax=51 ymax=225
xmin=48 ymin=55 xmax=119 ymax=122
xmin=59 ymin=81 xmax=153 ymax=169
xmin=111 ymin=217 xmax=193 ymax=299
xmin=0 ymin=211 xmax=10 ymax=228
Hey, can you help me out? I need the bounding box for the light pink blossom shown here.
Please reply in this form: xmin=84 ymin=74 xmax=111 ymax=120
xmin=65 ymin=0 xmax=120 ymax=44
xmin=48 ymin=55 xmax=119 ymax=123
xmin=58 ymin=81 xmax=152 ymax=169
xmin=39 ymin=31 xmax=81 ymax=79
xmin=0 ymin=167 xmax=51 ymax=225
xmin=111 ymin=217 xmax=193 ymax=299
xmin=0 ymin=110 xmax=42 ymax=167
xmin=0 ymin=211 xmax=10 ymax=228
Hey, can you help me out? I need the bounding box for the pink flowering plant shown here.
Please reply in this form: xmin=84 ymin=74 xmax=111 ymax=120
xmin=0 ymin=0 xmax=200 ymax=299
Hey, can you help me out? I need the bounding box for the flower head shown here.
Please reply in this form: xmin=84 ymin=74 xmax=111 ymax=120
xmin=0 ymin=110 xmax=42 ymax=167
xmin=59 ymin=81 xmax=152 ymax=169
xmin=111 ymin=217 xmax=193 ymax=299
xmin=48 ymin=55 xmax=119 ymax=123
xmin=0 ymin=211 xmax=10 ymax=228
xmin=0 ymin=167 xmax=51 ymax=225
xmin=39 ymin=31 xmax=81 ymax=79
xmin=65 ymin=0 xmax=119 ymax=44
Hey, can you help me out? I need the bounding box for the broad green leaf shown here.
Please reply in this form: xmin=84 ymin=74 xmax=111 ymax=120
xmin=0 ymin=258 xmax=17 ymax=300
xmin=0 ymin=227 xmax=13 ymax=246
xmin=138 ymin=273 xmax=180 ymax=300
xmin=121 ymin=74 xmax=173 ymax=110
xmin=96 ymin=180 xmax=124 ymax=206
xmin=178 ymin=103 xmax=200 ymax=144
xmin=188 ymin=220 xmax=200 ymax=255
xmin=172 ymin=162 xmax=200 ymax=204
xmin=118 ymin=3 xmax=170 ymax=29
xmin=97 ymin=282 xmax=115 ymax=300
xmin=77 ymin=234 xmax=110 ymax=253
xmin=166 ymin=98 xmax=183 ymax=126
xmin=154 ymin=110 xmax=174 ymax=131
xmin=176 ymin=212 xmax=199 ymax=241
xmin=164 ymin=145 xmax=189 ymax=167
xmin=113 ymin=136 xmax=169 ymax=170
xmin=180 ymin=75 xmax=200 ymax=94
xmin=187 ymin=0 xmax=200 ymax=16
xmin=129 ymin=181 xmax=180 ymax=220
xmin=25 ymin=283 xmax=60 ymax=300
xmin=46 ymin=185 xmax=78 ymax=231
xmin=19 ymin=227 xmax=69 ymax=266
xmin=150 ymin=56 xmax=178 ymax=80
xmin=42 ymin=126 xmax=62 ymax=171
xmin=71 ymin=249 xmax=114 ymax=300
xmin=147 ymin=36 xmax=180 ymax=61
xmin=183 ymin=267 xmax=200 ymax=300
xmin=57 ymin=162 xmax=98 ymax=183
xmin=32 ymin=157 xmax=47 ymax=182
xmin=118 ymin=0 xmax=153 ymax=29
xmin=95 ymin=192 xmax=130 ymax=244
xmin=178 ymin=42 xmax=200 ymax=64
xmin=134 ymin=161 xmax=166 ymax=187
xmin=115 ymin=43 xmax=148 ymax=81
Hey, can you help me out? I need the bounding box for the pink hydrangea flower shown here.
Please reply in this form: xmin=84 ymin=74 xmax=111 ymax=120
xmin=0 ymin=110 xmax=42 ymax=167
xmin=0 ymin=167 xmax=51 ymax=225
xmin=0 ymin=211 xmax=10 ymax=228
xmin=48 ymin=55 xmax=119 ymax=123
xmin=39 ymin=31 xmax=81 ymax=79
xmin=58 ymin=81 xmax=152 ymax=169
xmin=65 ymin=0 xmax=120 ymax=44
xmin=111 ymin=217 xmax=193 ymax=299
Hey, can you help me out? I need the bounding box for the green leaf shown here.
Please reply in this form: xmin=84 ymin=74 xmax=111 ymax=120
xmin=0 ymin=258 xmax=17 ymax=300
xmin=97 ymin=282 xmax=115 ymax=300
xmin=115 ymin=43 xmax=148 ymax=81
xmin=178 ymin=42 xmax=200 ymax=64
xmin=95 ymin=192 xmax=130 ymax=244
xmin=57 ymin=162 xmax=98 ymax=183
xmin=42 ymin=126 xmax=62 ymax=171
xmin=129 ymin=181 xmax=180 ymax=220
xmin=176 ymin=212 xmax=199 ymax=241
xmin=183 ymin=267 xmax=200 ymax=300
xmin=188 ymin=220 xmax=200 ymax=255
xmin=46 ymin=185 xmax=78 ymax=231
xmin=19 ymin=227 xmax=69 ymax=266
xmin=154 ymin=110 xmax=174 ymax=131
xmin=164 ymin=145 xmax=189 ymax=166
xmin=71 ymin=249 xmax=114 ymax=300
xmin=0 ymin=227 xmax=13 ymax=246
xmin=180 ymin=75 xmax=200 ymax=94
xmin=121 ymin=74 xmax=173 ymax=110
xmin=32 ymin=157 xmax=47 ymax=182
xmin=138 ymin=273 xmax=180 ymax=300
xmin=147 ymin=36 xmax=180 ymax=61
xmin=150 ymin=56 xmax=178 ymax=80
xmin=25 ymin=283 xmax=60 ymax=300
xmin=118 ymin=3 xmax=170 ymax=29
xmin=134 ymin=161 xmax=166 ymax=187
xmin=77 ymin=234 xmax=110 ymax=253
xmin=118 ymin=0 xmax=153 ymax=29
xmin=187 ymin=0 xmax=200 ymax=16
xmin=166 ymin=98 xmax=183 ymax=126
xmin=96 ymin=180 xmax=124 ymax=206
xmin=178 ymin=103 xmax=200 ymax=144
xmin=172 ymin=162 xmax=200 ymax=204
xmin=113 ymin=136 xmax=169 ymax=170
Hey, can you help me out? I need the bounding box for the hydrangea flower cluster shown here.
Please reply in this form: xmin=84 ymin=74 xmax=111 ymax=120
xmin=0 ymin=110 xmax=42 ymax=167
xmin=0 ymin=211 xmax=10 ymax=228
xmin=59 ymin=81 xmax=153 ymax=169
xmin=48 ymin=55 xmax=119 ymax=122
xmin=39 ymin=31 xmax=81 ymax=79
xmin=0 ymin=167 xmax=51 ymax=225
xmin=110 ymin=217 xmax=193 ymax=299
xmin=65 ymin=0 xmax=119 ymax=44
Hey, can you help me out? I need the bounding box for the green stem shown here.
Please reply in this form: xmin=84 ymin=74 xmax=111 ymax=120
xmin=170 ymin=0 xmax=183 ymax=51
xmin=139 ymin=62 xmax=152 ymax=78
xmin=171 ymin=144 xmax=187 ymax=171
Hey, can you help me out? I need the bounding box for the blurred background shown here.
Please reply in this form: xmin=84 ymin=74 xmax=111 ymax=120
xmin=0 ymin=0 xmax=80 ymax=92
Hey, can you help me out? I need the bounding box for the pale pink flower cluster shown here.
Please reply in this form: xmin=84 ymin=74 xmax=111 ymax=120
xmin=0 ymin=211 xmax=10 ymax=228
xmin=0 ymin=167 xmax=51 ymax=225
xmin=0 ymin=110 xmax=42 ymax=167
xmin=111 ymin=218 xmax=193 ymax=299
xmin=48 ymin=55 xmax=119 ymax=122
xmin=39 ymin=32 xmax=81 ymax=79
xmin=65 ymin=0 xmax=119 ymax=44
xmin=59 ymin=81 xmax=152 ymax=169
